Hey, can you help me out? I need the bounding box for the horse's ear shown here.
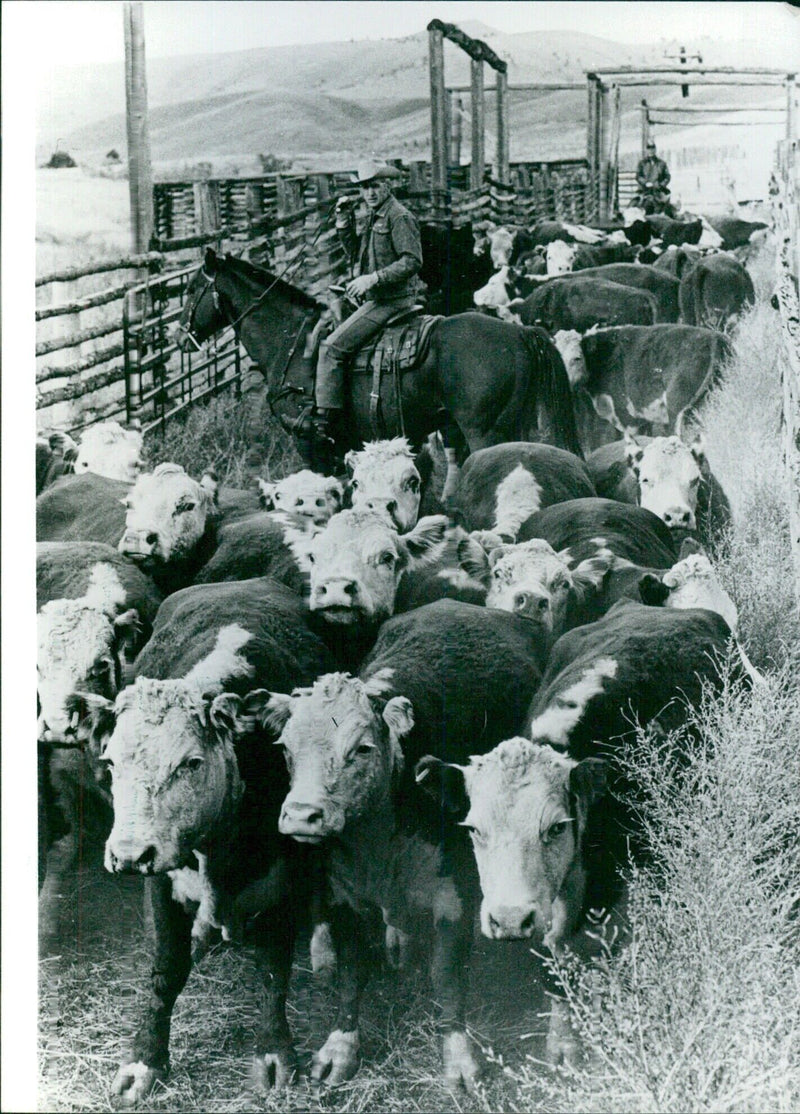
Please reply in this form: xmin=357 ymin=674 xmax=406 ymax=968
xmin=204 ymin=247 xmax=218 ymax=273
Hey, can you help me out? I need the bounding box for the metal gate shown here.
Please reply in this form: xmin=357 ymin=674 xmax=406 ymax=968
xmin=123 ymin=263 xmax=242 ymax=433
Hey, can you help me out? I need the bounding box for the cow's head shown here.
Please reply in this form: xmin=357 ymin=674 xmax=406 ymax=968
xmin=37 ymin=563 xmax=140 ymax=739
xmin=458 ymin=536 xmax=612 ymax=642
xmin=624 ymin=432 xmax=706 ymax=536
xmin=488 ymin=226 xmax=516 ymax=268
xmin=552 ymin=330 xmax=587 ymax=388
xmin=546 ymin=240 xmax=578 ymax=274
xmin=415 ymin=738 xmax=607 ymax=945
xmin=639 ymin=547 xmax=738 ymax=633
xmin=266 ymin=670 xmax=414 ymax=841
xmin=73 ymin=422 xmax=144 ymax=483
xmin=92 ymin=678 xmax=253 ymax=874
xmin=473 ymin=266 xmax=514 ymax=311
xmin=257 ymin=468 xmax=342 ymax=526
xmin=118 ymin=463 xmax=220 ymax=568
xmin=308 ymin=509 xmax=448 ymax=626
xmin=344 ymin=437 xmax=424 ymax=532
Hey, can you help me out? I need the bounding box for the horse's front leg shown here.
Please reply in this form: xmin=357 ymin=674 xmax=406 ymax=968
xmin=312 ymin=902 xmax=366 ymax=1085
xmin=112 ymin=875 xmax=193 ymax=1104
xmin=439 ymin=424 xmax=468 ymax=511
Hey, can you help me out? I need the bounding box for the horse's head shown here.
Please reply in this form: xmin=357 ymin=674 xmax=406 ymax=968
xmin=174 ymin=249 xmax=229 ymax=351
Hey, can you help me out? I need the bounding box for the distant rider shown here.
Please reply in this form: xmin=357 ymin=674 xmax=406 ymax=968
xmin=313 ymin=159 xmax=423 ymax=458
xmin=635 ymin=139 xmax=672 ymax=211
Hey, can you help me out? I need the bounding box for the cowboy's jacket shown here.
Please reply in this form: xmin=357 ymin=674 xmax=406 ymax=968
xmin=338 ymin=194 xmax=423 ymax=302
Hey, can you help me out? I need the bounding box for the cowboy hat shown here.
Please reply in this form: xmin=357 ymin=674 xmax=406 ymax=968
xmin=353 ymin=159 xmax=402 ymax=185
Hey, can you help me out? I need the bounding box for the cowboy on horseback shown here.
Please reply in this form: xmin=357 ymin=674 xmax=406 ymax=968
xmin=313 ymin=159 xmax=423 ymax=461
xmin=634 ymin=139 xmax=674 ymax=216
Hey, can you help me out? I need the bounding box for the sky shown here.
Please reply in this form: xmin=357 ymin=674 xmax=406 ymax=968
xmin=10 ymin=0 xmax=799 ymax=73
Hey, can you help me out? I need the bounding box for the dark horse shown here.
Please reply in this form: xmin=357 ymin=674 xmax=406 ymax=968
xmin=175 ymin=249 xmax=582 ymax=486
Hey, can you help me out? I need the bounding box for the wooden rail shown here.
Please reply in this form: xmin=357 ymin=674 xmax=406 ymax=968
xmin=773 ymin=138 xmax=800 ymax=608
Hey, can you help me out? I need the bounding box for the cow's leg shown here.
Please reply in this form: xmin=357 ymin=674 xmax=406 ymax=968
xmin=250 ymin=904 xmax=299 ymax=1090
xmin=112 ymin=875 xmax=193 ymax=1104
xmin=431 ymin=885 xmax=483 ymax=1091
xmin=309 ymin=851 xmax=336 ymax=977
xmin=312 ymin=902 xmax=365 ymax=1084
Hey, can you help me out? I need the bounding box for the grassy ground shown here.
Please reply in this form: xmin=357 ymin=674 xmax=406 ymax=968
xmin=39 ymin=237 xmax=799 ymax=1111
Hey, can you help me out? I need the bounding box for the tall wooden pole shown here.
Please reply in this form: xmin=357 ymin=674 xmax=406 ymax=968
xmin=124 ymin=2 xmax=153 ymax=253
xmin=470 ymin=58 xmax=485 ymax=189
xmin=640 ymin=99 xmax=650 ymax=156
xmin=448 ymin=92 xmax=463 ymax=167
xmin=495 ymin=68 xmax=510 ymax=185
xmin=787 ymin=74 xmax=797 ymax=140
xmin=428 ymin=25 xmax=448 ymax=197
xmin=608 ymin=84 xmax=622 ymax=215
xmin=598 ymin=84 xmax=610 ymax=218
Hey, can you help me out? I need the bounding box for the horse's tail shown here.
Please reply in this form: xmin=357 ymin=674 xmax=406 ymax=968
xmin=519 ymin=325 xmax=584 ymax=459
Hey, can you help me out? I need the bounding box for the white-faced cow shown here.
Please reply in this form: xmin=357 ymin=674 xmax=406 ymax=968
xmin=520 ymin=277 xmax=658 ymax=334
xmin=257 ymin=468 xmax=343 ymax=526
xmin=587 ymin=433 xmax=732 ymax=550
xmin=75 ymin=577 xmax=337 ymax=1104
xmin=413 ymin=736 xmax=613 ymax=1065
xmin=267 ymin=598 xmax=545 ymax=1089
xmin=37 ymin=542 xmax=162 ymax=948
xmin=449 ymin=443 xmax=595 ymax=540
xmin=545 ymin=240 xmax=639 ymax=275
xmin=344 ymin=437 xmax=428 ymax=532
xmin=72 ymin=421 xmax=145 ymax=483
xmin=554 ymin=324 xmax=731 ymax=453
xmin=679 ymin=252 xmax=755 ymax=330
xmin=457 ymin=536 xmax=612 ymax=647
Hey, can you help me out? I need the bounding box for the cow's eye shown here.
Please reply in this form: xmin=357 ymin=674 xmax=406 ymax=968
xmin=350 ymin=479 xmax=359 ymax=490
xmin=461 ymin=822 xmax=485 ymax=844
xmin=175 ymin=499 xmax=196 ymax=514
xmin=274 ymin=491 xmax=282 ymax=500
xmin=89 ymin=660 xmax=110 ymax=678
xmin=405 ymin=476 xmax=420 ymax=493
xmin=307 ymin=553 xmax=315 ymax=564
xmin=639 ymin=477 xmax=652 ymax=487
xmin=542 ymin=819 xmax=572 ymax=845
xmin=689 ymin=476 xmax=700 ymax=487
xmin=352 ymin=742 xmax=375 ymax=758
xmin=379 ymin=551 xmax=396 ymax=567
xmin=315 ymin=498 xmax=326 ymax=508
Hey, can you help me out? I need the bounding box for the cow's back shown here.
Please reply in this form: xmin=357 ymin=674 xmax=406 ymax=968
xmin=560 ymin=263 xmax=680 ymax=322
xmin=193 ymin=512 xmax=308 ymax=594
xmin=138 ymin=576 xmax=334 ymax=689
xmin=37 ymin=541 xmax=163 ymax=622
xmin=519 ymin=497 xmax=677 ymax=568
xmin=521 ymin=278 xmax=657 ymax=333
xmin=37 ymin=473 xmax=129 ymax=545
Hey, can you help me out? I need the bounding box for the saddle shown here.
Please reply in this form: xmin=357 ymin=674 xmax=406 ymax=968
xmin=308 ymin=305 xmax=442 ymax=439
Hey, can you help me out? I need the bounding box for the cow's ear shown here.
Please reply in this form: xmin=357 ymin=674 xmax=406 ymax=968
xmin=638 ymin=572 xmax=670 ymax=607
xmin=257 ymin=478 xmax=277 ymax=510
xmin=573 ymin=553 xmax=613 ymax=593
xmin=401 ymin=515 xmax=448 ymax=566
xmin=569 ymin=757 xmax=608 ymax=807
xmin=262 ymin=692 xmax=294 ymax=736
xmin=456 ymin=535 xmax=490 ymax=584
xmin=113 ymin=608 xmax=141 ymax=662
xmin=678 ymin=536 xmax=705 ymax=560
xmin=208 ymin=692 xmax=242 ymax=735
xmin=200 ymin=470 xmax=220 ymax=504
xmin=210 ymin=688 xmax=278 ymax=737
xmin=623 ymin=429 xmax=644 ymax=473
xmin=325 ymin=477 xmax=344 ymax=506
xmin=343 ymin=449 xmax=358 ymax=477
xmin=66 ymin=692 xmax=117 ymax=758
xmin=382 ymin=695 xmax=414 ymax=740
xmin=414 ymin=755 xmax=469 ymax=818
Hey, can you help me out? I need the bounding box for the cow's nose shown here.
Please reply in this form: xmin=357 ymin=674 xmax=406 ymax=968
xmin=513 ymin=592 xmax=549 ymax=618
xmin=317 ymin=579 xmax=356 ymax=598
xmin=118 ymin=530 xmax=156 ymax=557
xmin=663 ymin=507 xmax=695 ymax=530
xmin=486 ymin=906 xmax=538 ymax=939
xmin=279 ymin=800 xmax=327 ymax=839
xmin=106 ymin=840 xmax=157 ymax=874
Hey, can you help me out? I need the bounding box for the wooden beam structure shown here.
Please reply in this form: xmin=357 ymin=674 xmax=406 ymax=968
xmin=495 ymin=69 xmax=510 ymax=184
xmin=447 ymin=82 xmax=584 ymax=93
xmin=788 ymin=74 xmax=797 ymax=140
xmin=470 ymin=58 xmax=485 ymax=188
xmin=123 ymin=2 xmax=154 ymax=254
xmin=428 ymin=24 xmax=448 ymax=195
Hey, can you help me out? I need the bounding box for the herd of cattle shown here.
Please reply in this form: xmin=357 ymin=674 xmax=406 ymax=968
xmin=37 ymin=205 xmax=768 ymax=1101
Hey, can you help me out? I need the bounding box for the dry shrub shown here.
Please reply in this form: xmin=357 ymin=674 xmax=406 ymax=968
xmin=510 ymin=671 xmax=800 ymax=1114
xmin=144 ymin=391 xmax=303 ymax=489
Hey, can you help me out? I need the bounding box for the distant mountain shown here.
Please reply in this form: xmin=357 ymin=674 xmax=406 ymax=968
xmin=37 ymin=24 xmax=792 ymax=168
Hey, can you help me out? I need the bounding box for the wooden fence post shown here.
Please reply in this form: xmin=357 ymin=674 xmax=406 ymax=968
xmin=429 ymin=25 xmax=448 ymax=196
xmin=470 ymin=58 xmax=485 ymax=189
xmin=123 ymin=2 xmax=154 ymax=254
xmin=598 ymin=84 xmax=610 ymax=219
xmin=787 ymin=74 xmax=797 ymax=140
xmin=640 ymin=99 xmax=650 ymax=156
xmin=448 ymin=92 xmax=463 ymax=167
xmin=608 ymin=84 xmax=622 ymax=215
xmin=495 ymin=68 xmax=510 ymax=185
xmin=193 ymin=182 xmax=220 ymax=236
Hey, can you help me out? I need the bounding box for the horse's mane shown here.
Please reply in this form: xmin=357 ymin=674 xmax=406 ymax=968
xmin=223 ymin=254 xmax=325 ymax=312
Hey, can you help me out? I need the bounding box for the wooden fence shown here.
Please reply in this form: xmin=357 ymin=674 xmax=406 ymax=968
xmin=36 ymin=158 xmax=594 ymax=434
xmin=773 ymin=137 xmax=800 ymax=607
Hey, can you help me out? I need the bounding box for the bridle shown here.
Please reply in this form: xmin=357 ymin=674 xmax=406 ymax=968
xmin=175 ymin=268 xmax=219 ymax=351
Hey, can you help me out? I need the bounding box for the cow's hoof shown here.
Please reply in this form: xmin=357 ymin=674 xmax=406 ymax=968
xmin=384 ymin=924 xmax=412 ymax=969
xmin=309 ymin=921 xmax=336 ymax=976
xmin=545 ymin=1000 xmax=580 ymax=1069
xmin=442 ymin=1030 xmax=484 ymax=1092
xmin=111 ymin=1061 xmax=164 ymax=1104
xmin=311 ymin=1029 xmax=360 ymax=1085
xmin=250 ymin=1048 xmax=296 ymax=1091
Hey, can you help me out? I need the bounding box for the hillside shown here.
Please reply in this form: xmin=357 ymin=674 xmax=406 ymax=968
xmin=37 ymin=23 xmax=792 ymax=168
